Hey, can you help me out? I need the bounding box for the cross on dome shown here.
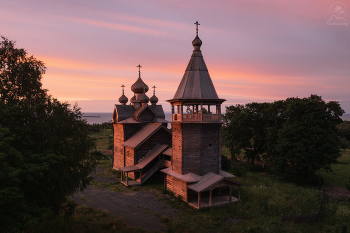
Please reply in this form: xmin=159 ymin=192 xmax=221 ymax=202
xmin=121 ymin=84 xmax=125 ymax=94
xmin=152 ymin=85 xmax=156 ymax=95
xmin=194 ymin=21 xmax=200 ymax=36
xmin=137 ymin=64 xmax=142 ymax=77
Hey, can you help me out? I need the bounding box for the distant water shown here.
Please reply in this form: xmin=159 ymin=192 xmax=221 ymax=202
xmin=82 ymin=112 xmax=113 ymax=125
xmin=83 ymin=112 xmax=173 ymax=125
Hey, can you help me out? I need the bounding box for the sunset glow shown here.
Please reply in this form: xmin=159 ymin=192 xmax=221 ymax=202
xmin=2 ymin=0 xmax=349 ymax=113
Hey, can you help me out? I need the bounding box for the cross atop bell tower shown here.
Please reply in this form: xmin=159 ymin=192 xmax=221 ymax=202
xmin=194 ymin=21 xmax=200 ymax=36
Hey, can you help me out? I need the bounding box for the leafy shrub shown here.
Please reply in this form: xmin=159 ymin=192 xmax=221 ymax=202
xmin=230 ymin=165 xmax=248 ymax=177
xmin=221 ymin=155 xmax=232 ymax=170
xmin=89 ymin=124 xmax=101 ymax=132
xmin=246 ymin=164 xmax=265 ymax=172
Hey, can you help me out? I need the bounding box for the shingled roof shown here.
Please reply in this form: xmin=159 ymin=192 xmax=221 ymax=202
xmin=121 ymin=123 xmax=170 ymax=149
xmin=172 ymin=38 xmax=219 ymax=100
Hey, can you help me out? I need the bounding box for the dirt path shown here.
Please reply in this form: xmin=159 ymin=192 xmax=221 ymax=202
xmin=72 ymin=172 xmax=177 ymax=232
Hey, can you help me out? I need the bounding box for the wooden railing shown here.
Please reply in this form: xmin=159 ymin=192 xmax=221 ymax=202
xmin=172 ymin=114 xmax=219 ymax=122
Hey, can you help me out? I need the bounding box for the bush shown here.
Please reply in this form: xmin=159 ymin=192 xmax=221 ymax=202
xmin=221 ymin=155 xmax=232 ymax=170
xmin=89 ymin=124 xmax=101 ymax=132
xmin=246 ymin=164 xmax=265 ymax=172
xmin=230 ymin=165 xmax=248 ymax=177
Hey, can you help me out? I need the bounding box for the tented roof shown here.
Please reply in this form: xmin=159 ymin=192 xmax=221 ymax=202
xmin=173 ymin=50 xmax=218 ymax=100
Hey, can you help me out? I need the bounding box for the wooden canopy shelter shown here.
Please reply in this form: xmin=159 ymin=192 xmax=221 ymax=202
xmin=187 ymin=172 xmax=244 ymax=209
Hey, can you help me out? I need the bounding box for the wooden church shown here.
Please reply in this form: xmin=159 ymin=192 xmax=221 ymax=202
xmin=112 ymin=22 xmax=243 ymax=208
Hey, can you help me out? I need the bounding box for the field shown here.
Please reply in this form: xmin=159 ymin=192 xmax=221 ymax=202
xmin=27 ymin=131 xmax=350 ymax=232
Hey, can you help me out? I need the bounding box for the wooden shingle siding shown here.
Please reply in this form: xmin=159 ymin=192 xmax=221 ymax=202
xmin=182 ymin=124 xmax=202 ymax=175
xmin=138 ymin=107 xmax=156 ymax=122
xmin=165 ymin=175 xmax=189 ymax=202
xmin=124 ymin=124 xmax=144 ymax=141
xmin=171 ymin=123 xmax=183 ymax=174
xmin=201 ymin=124 xmax=220 ymax=175
xmin=113 ymin=124 xmax=125 ymax=169
xmin=172 ymin=123 xmax=221 ymax=176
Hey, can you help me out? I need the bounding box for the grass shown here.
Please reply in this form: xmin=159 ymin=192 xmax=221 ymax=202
xmin=319 ymin=149 xmax=350 ymax=187
xmin=25 ymin=203 xmax=150 ymax=233
xmin=89 ymin=128 xmax=113 ymax=150
xmin=162 ymin=171 xmax=325 ymax=233
xmin=28 ymin=134 xmax=350 ymax=233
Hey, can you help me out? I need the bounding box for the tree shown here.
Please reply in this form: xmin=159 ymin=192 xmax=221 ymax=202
xmin=222 ymin=102 xmax=270 ymax=164
xmin=264 ymin=95 xmax=344 ymax=180
xmin=0 ymin=37 xmax=98 ymax=232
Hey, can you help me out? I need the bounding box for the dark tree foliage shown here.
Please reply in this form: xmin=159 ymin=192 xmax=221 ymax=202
xmin=223 ymin=94 xmax=344 ymax=181
xmin=264 ymin=95 xmax=344 ymax=180
xmin=222 ymin=102 xmax=270 ymax=164
xmin=0 ymin=37 xmax=98 ymax=232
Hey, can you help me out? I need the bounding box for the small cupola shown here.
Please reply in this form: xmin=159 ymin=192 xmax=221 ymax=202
xmin=118 ymin=84 xmax=128 ymax=106
xmin=150 ymin=85 xmax=158 ymax=106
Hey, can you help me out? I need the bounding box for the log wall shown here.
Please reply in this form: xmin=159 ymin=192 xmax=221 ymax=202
xmin=165 ymin=175 xmax=189 ymax=202
xmin=171 ymin=123 xmax=183 ymax=174
xmin=182 ymin=124 xmax=202 ymax=175
xmin=201 ymin=124 xmax=221 ymax=174
xmin=113 ymin=124 xmax=125 ymax=169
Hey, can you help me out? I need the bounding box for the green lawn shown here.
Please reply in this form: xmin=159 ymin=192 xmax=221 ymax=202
xmin=89 ymin=128 xmax=113 ymax=150
xmin=319 ymin=149 xmax=350 ymax=187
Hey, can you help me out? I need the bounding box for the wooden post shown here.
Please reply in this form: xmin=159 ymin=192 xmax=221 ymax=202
xmin=121 ymin=171 xmax=123 ymax=183
xmin=181 ymin=104 xmax=183 ymax=122
xmin=229 ymin=187 xmax=232 ymax=202
xmin=218 ymin=105 xmax=221 ymax=121
xmin=198 ymin=192 xmax=201 ymax=208
xmin=238 ymin=186 xmax=241 ymax=201
xmin=126 ymin=172 xmax=129 ymax=186
xmin=209 ymin=189 xmax=212 ymax=206
xmin=208 ymin=105 xmax=210 ymax=114
xmin=200 ymin=103 xmax=203 ymax=121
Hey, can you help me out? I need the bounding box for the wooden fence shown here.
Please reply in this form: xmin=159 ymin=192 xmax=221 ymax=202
xmin=281 ymin=185 xmax=324 ymax=224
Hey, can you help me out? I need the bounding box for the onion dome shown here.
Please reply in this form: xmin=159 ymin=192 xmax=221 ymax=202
xmin=150 ymin=95 xmax=158 ymax=104
xmin=119 ymin=94 xmax=128 ymax=104
xmin=192 ymin=36 xmax=202 ymax=50
xmin=131 ymin=77 xmax=149 ymax=94
xmin=139 ymin=93 xmax=149 ymax=103
xmin=130 ymin=94 xmax=136 ymax=102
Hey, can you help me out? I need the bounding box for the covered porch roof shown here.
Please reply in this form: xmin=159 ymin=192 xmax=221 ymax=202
xmin=188 ymin=172 xmax=243 ymax=193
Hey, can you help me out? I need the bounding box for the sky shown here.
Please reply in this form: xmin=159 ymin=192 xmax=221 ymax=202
xmin=1 ymin=0 xmax=350 ymax=113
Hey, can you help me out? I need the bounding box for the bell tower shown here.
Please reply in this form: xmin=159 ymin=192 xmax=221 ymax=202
xmin=167 ymin=21 xmax=226 ymax=176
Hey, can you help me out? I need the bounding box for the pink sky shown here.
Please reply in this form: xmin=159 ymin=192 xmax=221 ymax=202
xmin=2 ymin=0 xmax=350 ymax=113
